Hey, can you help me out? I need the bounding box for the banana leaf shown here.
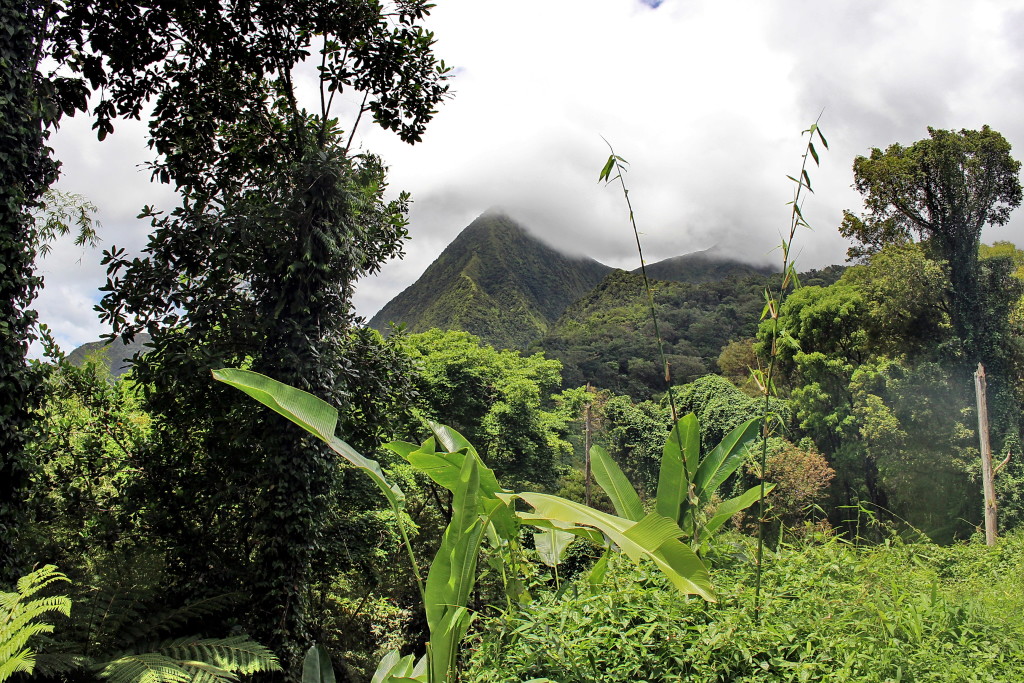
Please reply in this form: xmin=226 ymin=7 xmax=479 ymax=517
xmin=212 ymin=368 xmax=404 ymax=509
xmin=589 ymin=445 xmax=643 ymax=522
xmin=504 ymin=492 xmax=714 ymax=601
xmin=655 ymin=413 xmax=700 ymax=524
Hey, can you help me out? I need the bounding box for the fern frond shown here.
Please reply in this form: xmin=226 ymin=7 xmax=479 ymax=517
xmin=156 ymin=636 xmax=279 ymax=676
xmin=0 ymin=622 xmax=56 ymax=663
xmin=140 ymin=595 xmax=239 ymax=639
xmin=99 ymin=652 xmax=193 ymax=683
xmin=0 ymin=566 xmax=71 ymax=683
xmin=0 ymin=648 xmax=36 ymax=682
xmin=98 ymin=635 xmax=279 ymax=683
xmin=14 ymin=566 xmax=69 ymax=601
xmin=33 ymin=650 xmax=90 ymax=677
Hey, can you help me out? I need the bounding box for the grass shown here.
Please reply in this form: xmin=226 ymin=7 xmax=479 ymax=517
xmin=464 ymin=530 xmax=1024 ymax=682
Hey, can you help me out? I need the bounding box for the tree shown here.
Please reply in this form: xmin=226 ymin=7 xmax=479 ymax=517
xmin=404 ymin=329 xmax=571 ymax=491
xmin=3 ymin=0 xmax=453 ymax=667
xmin=3 ymin=1 xmax=450 ymax=586
xmin=0 ymin=0 xmax=62 ymax=583
xmin=96 ymin=117 xmax=430 ymax=667
xmin=840 ymin=126 xmax=1022 ymax=363
xmin=761 ymin=244 xmax=1019 ymax=540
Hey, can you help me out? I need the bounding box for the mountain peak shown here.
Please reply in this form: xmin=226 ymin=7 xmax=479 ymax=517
xmin=368 ymin=213 xmax=612 ymax=348
xmin=638 ymin=246 xmax=774 ymax=283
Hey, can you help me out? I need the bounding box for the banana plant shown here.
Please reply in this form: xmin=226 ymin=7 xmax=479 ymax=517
xmin=213 ymin=368 xmax=716 ymax=681
xmin=592 ymin=413 xmax=774 ymax=552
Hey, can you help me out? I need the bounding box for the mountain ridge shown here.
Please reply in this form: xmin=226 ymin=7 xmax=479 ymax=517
xmin=368 ymin=212 xmax=613 ymax=348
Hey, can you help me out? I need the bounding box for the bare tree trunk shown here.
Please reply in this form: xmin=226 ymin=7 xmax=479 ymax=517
xmin=975 ymin=362 xmax=998 ymax=546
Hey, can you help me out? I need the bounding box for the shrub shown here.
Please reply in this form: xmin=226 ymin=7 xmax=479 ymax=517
xmin=465 ymin=532 xmax=1024 ymax=682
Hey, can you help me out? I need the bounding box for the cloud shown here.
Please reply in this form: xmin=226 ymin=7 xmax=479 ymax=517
xmin=35 ymin=0 xmax=1024 ymax=351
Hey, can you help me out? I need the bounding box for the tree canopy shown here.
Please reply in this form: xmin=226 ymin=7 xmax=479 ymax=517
xmin=840 ymin=126 xmax=1022 ymax=363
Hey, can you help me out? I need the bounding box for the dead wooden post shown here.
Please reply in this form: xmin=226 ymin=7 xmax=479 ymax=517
xmin=975 ymin=362 xmax=998 ymax=546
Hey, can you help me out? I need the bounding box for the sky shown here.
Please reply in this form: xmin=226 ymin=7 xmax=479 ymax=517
xmin=38 ymin=0 xmax=1024 ymax=354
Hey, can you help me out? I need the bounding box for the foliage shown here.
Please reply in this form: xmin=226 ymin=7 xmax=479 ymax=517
xmin=0 ymin=0 xmax=61 ymax=582
xmin=736 ymin=438 xmax=835 ymax=537
xmin=591 ymin=413 xmax=770 ymax=554
xmin=0 ymin=565 xmax=70 ymax=683
xmin=673 ymin=374 xmax=788 ymax=453
xmin=717 ymin=338 xmax=761 ymax=396
xmin=97 ymin=636 xmax=279 ymax=683
xmin=466 ymin=532 xmax=1024 ymax=682
xmin=215 ymin=368 xmax=716 ymax=681
xmin=841 ymin=125 xmax=1022 ymax=366
xmin=764 ymin=240 xmax=1024 ymax=540
xmin=370 ymin=214 xmax=611 ymax=349
xmin=31 ymin=190 xmax=100 ymax=258
xmin=595 ymin=393 xmax=667 ymax=499
xmin=24 ymin=358 xmax=151 ymax=564
xmin=97 ymin=106 xmax=427 ymax=666
xmin=403 ymin=329 xmax=571 ymax=491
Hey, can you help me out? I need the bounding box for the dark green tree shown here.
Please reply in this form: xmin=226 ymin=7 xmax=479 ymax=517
xmin=841 ymin=126 xmax=1022 ymax=363
xmin=764 ymin=243 xmax=1024 ymax=540
xmin=3 ymin=0 xmax=448 ymax=596
xmin=404 ymin=329 xmax=571 ymax=491
xmin=0 ymin=0 xmax=64 ymax=582
xmin=98 ymin=117 xmax=435 ymax=671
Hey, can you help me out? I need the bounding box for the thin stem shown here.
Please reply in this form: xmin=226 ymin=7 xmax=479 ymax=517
xmin=754 ymin=114 xmax=825 ymax=621
xmin=394 ymin=504 xmax=426 ymax=603
xmin=602 ymin=140 xmax=680 ymax=424
xmin=344 ymin=91 xmax=369 ymax=156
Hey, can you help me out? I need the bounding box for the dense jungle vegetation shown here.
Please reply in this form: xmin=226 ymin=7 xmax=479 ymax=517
xmin=5 ymin=2 xmax=1024 ymax=682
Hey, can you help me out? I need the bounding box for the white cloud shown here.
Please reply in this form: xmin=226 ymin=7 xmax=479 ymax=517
xmin=34 ymin=0 xmax=1024 ymax=350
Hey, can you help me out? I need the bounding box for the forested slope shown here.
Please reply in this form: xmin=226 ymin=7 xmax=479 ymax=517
xmin=369 ymin=212 xmax=611 ymax=348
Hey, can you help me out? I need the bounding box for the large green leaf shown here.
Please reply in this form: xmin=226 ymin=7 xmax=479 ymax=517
xmin=302 ymin=645 xmax=335 ymax=683
xmin=701 ymin=483 xmax=776 ymax=539
xmin=590 ymin=445 xmax=643 ymax=522
xmin=370 ymin=650 xmax=426 ymax=683
xmin=385 ymin=432 xmax=517 ymax=542
xmin=507 ymin=492 xmax=714 ymax=601
xmin=534 ymin=528 xmax=575 ymax=567
xmin=655 ymin=413 xmax=700 ymax=523
xmin=696 ymin=417 xmax=761 ymax=504
xmin=425 ymin=456 xmax=487 ymax=682
xmin=212 ymin=368 xmax=404 ymax=509
xmin=427 ymin=421 xmax=479 ymax=458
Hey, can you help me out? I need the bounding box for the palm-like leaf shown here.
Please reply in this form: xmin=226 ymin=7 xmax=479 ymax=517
xmin=589 ymin=445 xmax=643 ymax=522
xmin=425 ymin=455 xmax=487 ymax=683
xmin=655 ymin=414 xmax=700 ymax=523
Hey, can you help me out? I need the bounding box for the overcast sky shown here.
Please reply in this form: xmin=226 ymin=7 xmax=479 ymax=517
xmin=37 ymin=0 xmax=1024 ymax=354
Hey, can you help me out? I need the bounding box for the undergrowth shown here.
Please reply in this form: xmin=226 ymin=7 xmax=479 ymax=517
xmin=465 ymin=531 xmax=1024 ymax=682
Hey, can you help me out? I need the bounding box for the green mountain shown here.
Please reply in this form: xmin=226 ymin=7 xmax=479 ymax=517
xmin=637 ymin=246 xmax=773 ymax=283
xmin=368 ymin=212 xmax=613 ymax=348
xmin=66 ymin=333 xmax=152 ymax=378
xmin=536 ymin=265 xmax=846 ymax=398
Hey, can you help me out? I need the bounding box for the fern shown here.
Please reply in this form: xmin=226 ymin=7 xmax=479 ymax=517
xmin=0 ymin=565 xmax=72 ymax=683
xmin=99 ymin=636 xmax=280 ymax=683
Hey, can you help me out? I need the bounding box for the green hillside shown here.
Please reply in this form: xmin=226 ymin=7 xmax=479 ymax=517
xmin=368 ymin=212 xmax=612 ymax=348
xmin=66 ymin=333 xmax=152 ymax=378
xmin=537 ymin=265 xmax=845 ymax=397
xmin=638 ymin=246 xmax=773 ymax=283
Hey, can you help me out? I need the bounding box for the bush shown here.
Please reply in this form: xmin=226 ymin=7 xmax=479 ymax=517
xmin=465 ymin=532 xmax=1024 ymax=682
